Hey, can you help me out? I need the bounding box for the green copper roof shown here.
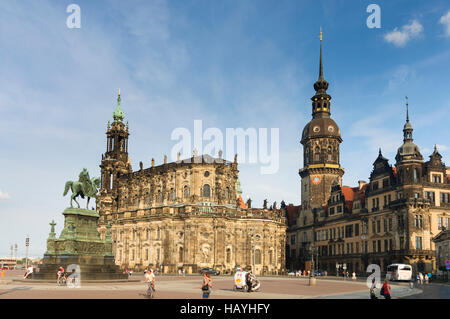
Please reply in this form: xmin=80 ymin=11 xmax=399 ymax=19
xmin=113 ymin=92 xmax=125 ymax=122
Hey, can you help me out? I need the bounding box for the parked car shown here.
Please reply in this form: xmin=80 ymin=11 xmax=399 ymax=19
xmin=199 ymin=267 xmax=220 ymax=276
xmin=314 ymin=270 xmax=325 ymax=276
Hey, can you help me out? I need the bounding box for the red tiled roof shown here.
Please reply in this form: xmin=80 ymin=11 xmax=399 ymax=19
xmin=286 ymin=204 xmax=300 ymax=226
xmin=341 ymin=186 xmax=355 ymax=212
xmin=237 ymin=195 xmax=247 ymax=209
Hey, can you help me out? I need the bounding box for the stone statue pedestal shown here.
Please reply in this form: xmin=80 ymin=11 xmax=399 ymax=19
xmin=35 ymin=208 xmax=127 ymax=281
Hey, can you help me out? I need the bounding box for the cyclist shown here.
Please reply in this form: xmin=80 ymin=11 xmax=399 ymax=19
xmin=57 ymin=267 xmax=65 ymax=285
xmin=144 ymin=269 xmax=156 ymax=298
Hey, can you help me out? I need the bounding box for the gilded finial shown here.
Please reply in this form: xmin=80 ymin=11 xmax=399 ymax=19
xmin=319 ymin=26 xmax=322 ymax=42
xmin=118 ymin=88 xmax=121 ymax=97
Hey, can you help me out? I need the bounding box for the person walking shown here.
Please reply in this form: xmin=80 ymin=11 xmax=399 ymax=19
xmin=201 ymin=272 xmax=212 ymax=299
xmin=369 ymin=278 xmax=378 ymax=299
xmin=381 ymin=278 xmax=392 ymax=299
xmin=419 ymin=272 xmax=424 ymax=285
xmin=424 ymin=273 xmax=429 ymax=284
xmin=1 ymin=268 xmax=6 ymax=285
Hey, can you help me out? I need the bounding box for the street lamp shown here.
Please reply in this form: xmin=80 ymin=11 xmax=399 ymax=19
xmin=25 ymin=235 xmax=30 ymax=268
xmin=309 ymin=243 xmax=316 ymax=286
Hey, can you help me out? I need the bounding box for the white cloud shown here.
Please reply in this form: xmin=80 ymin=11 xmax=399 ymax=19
xmin=384 ymin=20 xmax=424 ymax=47
xmin=439 ymin=11 xmax=450 ymax=37
xmin=0 ymin=190 xmax=10 ymax=200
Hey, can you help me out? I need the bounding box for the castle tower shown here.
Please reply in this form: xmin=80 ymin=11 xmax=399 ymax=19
xmin=299 ymin=30 xmax=344 ymax=210
xmin=98 ymin=90 xmax=132 ymax=217
xmin=395 ymin=97 xmax=424 ymax=198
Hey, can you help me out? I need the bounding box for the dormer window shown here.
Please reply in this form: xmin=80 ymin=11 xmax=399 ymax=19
xmin=372 ymin=181 xmax=379 ymax=191
xmin=432 ymin=174 xmax=442 ymax=183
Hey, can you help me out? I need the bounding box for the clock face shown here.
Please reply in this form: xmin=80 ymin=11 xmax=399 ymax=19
xmin=312 ymin=176 xmax=321 ymax=184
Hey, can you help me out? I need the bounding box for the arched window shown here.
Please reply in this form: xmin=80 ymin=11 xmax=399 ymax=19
xmin=157 ymin=190 xmax=163 ymax=203
xmin=328 ymin=146 xmax=332 ymax=161
xmin=170 ymin=188 xmax=176 ymax=201
xmin=203 ymin=184 xmax=211 ymax=197
xmin=315 ymin=146 xmax=320 ymax=161
xmin=269 ymin=250 xmax=273 ymax=265
xmin=305 ymin=147 xmax=310 ymax=164
xmin=413 ymin=168 xmax=418 ymax=183
xmin=226 ymin=248 xmax=231 ymax=264
xmin=183 ymin=185 xmax=190 ymax=198
xmin=255 ymin=249 xmax=261 ymax=265
xmin=225 ymin=187 xmax=230 ymax=200
xmin=178 ymin=247 xmax=183 ymax=262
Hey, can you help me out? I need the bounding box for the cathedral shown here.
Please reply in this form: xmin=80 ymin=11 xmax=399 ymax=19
xmin=286 ymin=32 xmax=450 ymax=275
xmin=96 ymin=92 xmax=287 ymax=275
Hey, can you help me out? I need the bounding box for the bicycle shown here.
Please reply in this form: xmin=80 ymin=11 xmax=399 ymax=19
xmin=57 ymin=273 xmax=67 ymax=286
xmin=146 ymin=282 xmax=155 ymax=298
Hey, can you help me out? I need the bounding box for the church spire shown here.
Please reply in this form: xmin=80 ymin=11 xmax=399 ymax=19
xmin=311 ymin=28 xmax=331 ymax=118
xmin=113 ymin=88 xmax=125 ymax=122
xmin=406 ymin=96 xmax=409 ymax=122
xmin=319 ymin=26 xmax=323 ymax=80
xmin=403 ymin=96 xmax=413 ymax=142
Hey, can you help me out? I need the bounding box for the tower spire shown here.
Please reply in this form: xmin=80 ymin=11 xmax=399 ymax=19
xmin=319 ymin=26 xmax=323 ymax=80
xmin=406 ymin=96 xmax=409 ymax=122
xmin=113 ymin=88 xmax=125 ymax=122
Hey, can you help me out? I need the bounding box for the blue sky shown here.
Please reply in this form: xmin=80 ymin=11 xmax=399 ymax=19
xmin=1 ymin=0 xmax=450 ymax=257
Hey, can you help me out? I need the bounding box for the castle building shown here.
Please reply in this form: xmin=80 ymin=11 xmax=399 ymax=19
xmin=97 ymin=91 xmax=287 ymax=275
xmin=286 ymin=33 xmax=450 ymax=275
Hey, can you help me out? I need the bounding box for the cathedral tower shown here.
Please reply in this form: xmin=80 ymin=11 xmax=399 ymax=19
xmin=299 ymin=30 xmax=344 ymax=210
xmin=98 ymin=90 xmax=132 ymax=216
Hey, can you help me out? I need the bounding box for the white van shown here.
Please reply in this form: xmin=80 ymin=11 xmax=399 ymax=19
xmin=386 ymin=264 xmax=412 ymax=281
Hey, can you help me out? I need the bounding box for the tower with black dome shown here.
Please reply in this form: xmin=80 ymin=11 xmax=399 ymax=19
xmin=395 ymin=97 xmax=424 ymax=199
xmin=299 ymin=30 xmax=344 ymax=210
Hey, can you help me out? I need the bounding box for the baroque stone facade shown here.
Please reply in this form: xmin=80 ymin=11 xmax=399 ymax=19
xmin=97 ymin=92 xmax=286 ymax=275
xmin=287 ymin=34 xmax=450 ymax=275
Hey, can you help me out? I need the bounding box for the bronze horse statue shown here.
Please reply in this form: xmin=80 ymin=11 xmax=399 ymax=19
xmin=63 ymin=168 xmax=101 ymax=209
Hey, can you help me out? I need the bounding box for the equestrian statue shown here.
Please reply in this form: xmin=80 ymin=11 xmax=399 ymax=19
xmin=63 ymin=168 xmax=101 ymax=209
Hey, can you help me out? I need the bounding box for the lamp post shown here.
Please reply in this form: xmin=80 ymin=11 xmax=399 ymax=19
xmin=25 ymin=235 xmax=30 ymax=268
xmin=253 ymin=226 xmax=256 ymax=273
xmin=309 ymin=243 xmax=316 ymax=286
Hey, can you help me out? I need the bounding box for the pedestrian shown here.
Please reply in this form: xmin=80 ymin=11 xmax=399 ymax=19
xmin=369 ymin=278 xmax=377 ymax=299
xmin=324 ymin=270 xmax=327 ymax=277
xmin=183 ymin=269 xmax=186 ymax=276
xmin=352 ymin=272 xmax=356 ymax=280
xmin=416 ymin=274 xmax=420 ymax=284
xmin=201 ymin=272 xmax=212 ymax=299
xmin=380 ymin=278 xmax=391 ymax=299
xmin=246 ymin=272 xmax=252 ymax=292
xmin=424 ymin=273 xmax=429 ymax=284
xmin=1 ymin=268 xmax=6 ymax=285
xmin=419 ymin=272 xmax=424 ymax=285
